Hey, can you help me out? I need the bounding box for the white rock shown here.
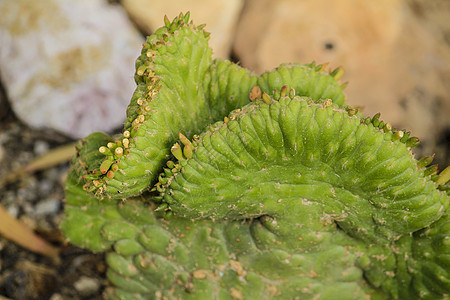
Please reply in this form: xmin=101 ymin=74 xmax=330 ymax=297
xmin=49 ymin=294 xmax=64 ymax=300
xmin=33 ymin=198 xmax=60 ymax=216
xmin=121 ymin=0 xmax=244 ymax=58
xmin=73 ymin=276 xmax=100 ymax=296
xmin=6 ymin=204 xmax=19 ymax=219
xmin=0 ymin=0 xmax=144 ymax=138
xmin=33 ymin=140 xmax=49 ymax=156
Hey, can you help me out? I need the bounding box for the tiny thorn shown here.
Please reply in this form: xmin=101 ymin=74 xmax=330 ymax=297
xmin=405 ymin=137 xmax=420 ymax=148
xmin=340 ymin=81 xmax=349 ymax=89
xmin=262 ymin=93 xmax=271 ymax=104
xmin=155 ymin=203 xmax=168 ymax=212
xmin=436 ymin=166 xmax=450 ymax=185
xmin=280 ymin=85 xmax=288 ymax=97
xmin=158 ymin=174 xmax=168 ymax=185
xmin=163 ymin=210 xmax=174 ymax=220
xmin=164 ymin=168 xmax=173 ymax=177
xmin=164 ymin=15 xmax=171 ymax=28
xmin=273 ymin=89 xmax=280 ymax=100
xmin=184 ymin=11 xmax=191 ymax=24
xmin=330 ymin=66 xmax=344 ymax=80
xmin=424 ymin=165 xmax=438 ymax=177
xmin=318 ymin=62 xmax=329 ymax=71
xmin=417 ymin=154 xmax=434 ymax=168
xmin=100 ymin=159 xmax=113 ymax=174
xmin=106 ymin=170 xmax=115 ymax=179
xmin=171 ymin=143 xmax=185 ymax=161
xmin=371 ymin=113 xmax=381 ymax=122
xmin=289 ymin=88 xmax=295 ymax=98
xmin=400 ymin=131 xmax=411 ymax=143
xmin=183 ymin=143 xmax=193 ymax=159
xmin=179 ymin=132 xmax=193 ymax=147
xmin=82 ymin=174 xmax=97 ymax=180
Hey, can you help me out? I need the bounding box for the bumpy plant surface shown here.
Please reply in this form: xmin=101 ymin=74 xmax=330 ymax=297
xmin=62 ymin=13 xmax=450 ymax=300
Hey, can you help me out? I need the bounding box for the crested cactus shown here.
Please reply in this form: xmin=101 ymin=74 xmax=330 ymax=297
xmin=62 ymin=13 xmax=450 ymax=299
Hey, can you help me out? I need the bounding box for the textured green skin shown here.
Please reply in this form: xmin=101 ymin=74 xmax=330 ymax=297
xmin=81 ymin=16 xmax=257 ymax=199
xmin=62 ymin=14 xmax=449 ymax=300
xmin=257 ymin=63 xmax=346 ymax=106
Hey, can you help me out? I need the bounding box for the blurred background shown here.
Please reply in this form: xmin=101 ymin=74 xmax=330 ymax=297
xmin=0 ymin=0 xmax=449 ymax=299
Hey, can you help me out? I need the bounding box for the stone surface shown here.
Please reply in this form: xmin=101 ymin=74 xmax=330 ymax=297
xmin=33 ymin=199 xmax=60 ymax=216
xmin=234 ymin=0 xmax=450 ymax=155
xmin=121 ymin=0 xmax=244 ymax=58
xmin=73 ymin=276 xmax=100 ymax=296
xmin=0 ymin=0 xmax=144 ymax=138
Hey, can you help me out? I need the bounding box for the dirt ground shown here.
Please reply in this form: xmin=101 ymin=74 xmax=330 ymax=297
xmin=0 ymin=93 xmax=109 ymax=299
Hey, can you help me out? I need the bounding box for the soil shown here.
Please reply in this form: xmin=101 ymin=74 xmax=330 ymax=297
xmin=0 ymin=91 xmax=109 ymax=299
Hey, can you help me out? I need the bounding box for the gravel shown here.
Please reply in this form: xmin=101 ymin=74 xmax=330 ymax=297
xmin=0 ymin=108 xmax=108 ymax=299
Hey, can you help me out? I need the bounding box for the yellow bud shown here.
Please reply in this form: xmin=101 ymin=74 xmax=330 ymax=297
xmin=106 ymin=170 xmax=115 ymax=179
xmin=115 ymin=147 xmax=124 ymax=157
xmin=99 ymin=146 xmax=108 ymax=154
xmin=132 ymin=119 xmax=140 ymax=127
xmin=385 ymin=123 xmax=392 ymax=131
xmin=122 ymin=138 xmax=130 ymax=148
xmin=262 ymin=93 xmax=271 ymax=105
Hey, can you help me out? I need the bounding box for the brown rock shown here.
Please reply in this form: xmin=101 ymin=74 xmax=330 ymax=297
xmin=121 ymin=0 xmax=244 ymax=58
xmin=234 ymin=0 xmax=450 ymax=154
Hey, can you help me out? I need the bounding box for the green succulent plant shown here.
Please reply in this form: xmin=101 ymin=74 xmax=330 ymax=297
xmin=62 ymin=13 xmax=450 ymax=300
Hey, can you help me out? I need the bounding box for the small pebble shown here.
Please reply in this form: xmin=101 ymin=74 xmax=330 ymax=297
xmin=44 ymin=168 xmax=62 ymax=182
xmin=33 ymin=199 xmax=60 ymax=216
xmin=6 ymin=204 xmax=19 ymax=218
xmin=17 ymin=187 xmax=35 ymax=205
xmin=34 ymin=140 xmax=49 ymax=156
xmin=22 ymin=203 xmax=34 ymax=215
xmin=38 ymin=179 xmax=53 ymax=195
xmin=49 ymin=294 xmax=64 ymax=300
xmin=74 ymin=276 xmax=100 ymax=296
